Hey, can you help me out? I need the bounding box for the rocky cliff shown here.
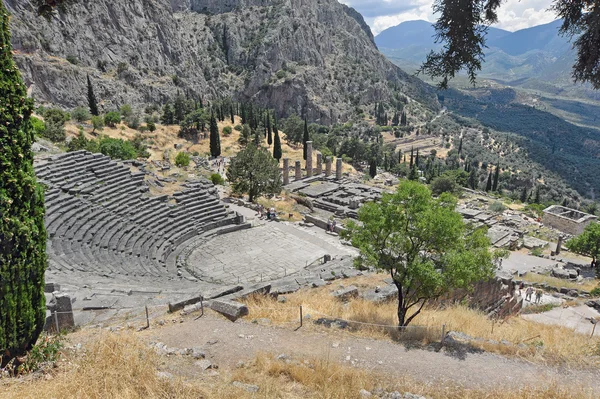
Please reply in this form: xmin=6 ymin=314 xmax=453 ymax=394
xmin=6 ymin=0 xmax=437 ymax=122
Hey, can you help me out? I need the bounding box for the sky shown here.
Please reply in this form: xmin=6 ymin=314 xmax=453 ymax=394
xmin=340 ymin=0 xmax=557 ymax=35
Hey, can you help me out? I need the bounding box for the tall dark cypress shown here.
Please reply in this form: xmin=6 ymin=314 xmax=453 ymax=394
xmin=302 ymin=117 xmax=309 ymax=161
xmin=230 ymin=103 xmax=235 ymax=124
xmin=485 ymin=172 xmax=493 ymax=192
xmin=369 ymin=159 xmax=377 ymax=178
xmin=209 ymin=112 xmax=221 ymax=157
xmin=273 ymin=123 xmax=282 ymax=161
xmin=87 ymin=74 xmax=99 ymax=116
xmin=0 ymin=3 xmax=47 ymax=363
xmin=267 ymin=114 xmax=273 ymax=146
xmin=458 ymin=137 xmax=463 ymax=154
xmin=492 ymin=163 xmax=500 ymax=191
xmin=409 ymin=146 xmax=414 ymax=168
xmin=415 ymin=148 xmax=420 ymax=167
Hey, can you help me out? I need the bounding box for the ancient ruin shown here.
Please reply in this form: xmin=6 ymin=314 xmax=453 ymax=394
xmin=542 ymin=205 xmax=598 ymax=235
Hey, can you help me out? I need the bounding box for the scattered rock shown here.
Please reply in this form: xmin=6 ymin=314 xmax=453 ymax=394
xmin=232 ymin=381 xmax=259 ymax=393
xmin=156 ymin=371 xmax=173 ymax=380
xmin=332 ymin=285 xmax=359 ymax=301
xmin=277 ymin=296 xmax=287 ymax=303
xmin=192 ymin=348 xmax=205 ymax=359
xmin=359 ymin=389 xmax=372 ymax=397
xmin=195 ymin=359 xmax=213 ymax=370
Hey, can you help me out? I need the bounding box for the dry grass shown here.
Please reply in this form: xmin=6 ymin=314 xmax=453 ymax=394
xmin=1 ymin=332 xmax=595 ymax=399
xmin=242 ymin=274 xmax=600 ymax=366
xmin=520 ymin=272 xmax=599 ymax=292
xmin=0 ymin=333 xmax=205 ymax=399
xmin=256 ymin=196 xmax=305 ymax=222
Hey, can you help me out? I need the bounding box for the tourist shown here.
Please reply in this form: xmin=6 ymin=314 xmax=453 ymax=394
xmin=535 ymin=289 xmax=543 ymax=304
xmin=327 ymin=219 xmax=332 ymax=232
xmin=525 ymin=286 xmax=534 ymax=302
xmin=332 ymin=220 xmax=337 ymax=232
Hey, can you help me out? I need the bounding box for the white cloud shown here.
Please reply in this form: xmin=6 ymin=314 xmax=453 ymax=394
xmin=340 ymin=0 xmax=558 ymax=35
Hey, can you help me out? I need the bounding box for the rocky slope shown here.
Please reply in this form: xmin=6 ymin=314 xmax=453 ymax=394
xmin=6 ymin=0 xmax=437 ymax=123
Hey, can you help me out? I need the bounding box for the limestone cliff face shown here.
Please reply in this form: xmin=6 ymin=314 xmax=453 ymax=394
xmin=6 ymin=0 xmax=436 ymax=122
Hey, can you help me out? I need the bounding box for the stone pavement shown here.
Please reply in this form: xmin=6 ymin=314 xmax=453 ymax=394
xmin=501 ymin=252 xmax=559 ymax=274
xmin=522 ymin=305 xmax=600 ymax=337
xmin=185 ymin=222 xmax=357 ymax=285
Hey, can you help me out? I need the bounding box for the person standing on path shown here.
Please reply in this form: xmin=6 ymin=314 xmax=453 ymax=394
xmin=525 ymin=286 xmax=534 ymax=302
xmin=535 ymin=289 xmax=543 ymax=304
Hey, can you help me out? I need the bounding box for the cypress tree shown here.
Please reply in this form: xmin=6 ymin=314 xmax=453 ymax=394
xmin=230 ymin=103 xmax=235 ymax=124
xmin=209 ymin=112 xmax=221 ymax=157
xmin=492 ymin=163 xmax=500 ymax=191
xmin=409 ymin=147 xmax=414 ymax=168
xmin=468 ymin=167 xmax=477 ymax=189
xmin=0 ymin=3 xmax=47 ymax=363
xmin=302 ymin=117 xmax=309 ymax=160
xmin=408 ymin=164 xmax=418 ymax=181
xmin=267 ymin=114 xmax=273 ymax=146
xmin=369 ymin=159 xmax=377 ymax=178
xmin=458 ymin=137 xmax=463 ymax=154
xmin=485 ymin=172 xmax=493 ymax=192
xmin=273 ymin=123 xmax=282 ymax=160
xmin=415 ymin=148 xmax=420 ymax=168
xmin=534 ymin=186 xmax=541 ymax=204
xmin=520 ymin=187 xmax=528 ymax=203
xmin=87 ymin=74 xmax=99 ymax=116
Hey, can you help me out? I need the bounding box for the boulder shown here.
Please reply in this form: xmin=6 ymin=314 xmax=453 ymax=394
xmin=332 ymin=285 xmax=358 ymax=301
xmin=209 ymin=298 xmax=248 ymax=321
xmin=551 ymin=268 xmax=571 ymax=279
xmin=362 ymin=285 xmax=397 ymax=303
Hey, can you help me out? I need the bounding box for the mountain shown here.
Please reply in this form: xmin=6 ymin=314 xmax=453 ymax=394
xmin=375 ymin=20 xmax=510 ymax=51
xmin=5 ymin=0 xmax=437 ymax=124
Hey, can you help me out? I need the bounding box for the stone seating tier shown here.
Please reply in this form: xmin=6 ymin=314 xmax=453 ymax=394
xmin=36 ymin=151 xmax=240 ymax=280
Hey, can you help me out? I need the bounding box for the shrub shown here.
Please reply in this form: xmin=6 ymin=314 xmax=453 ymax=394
xmin=91 ymin=115 xmax=104 ymax=132
xmin=15 ymin=333 xmax=65 ymax=375
xmin=430 ymin=175 xmax=458 ymax=196
xmin=234 ymin=124 xmax=242 ymax=131
xmin=530 ymin=247 xmax=544 ymax=257
xmin=98 ymin=137 xmax=138 ymax=160
xmin=590 ymin=287 xmax=600 ymax=297
xmin=71 ymin=106 xmax=90 ymax=122
xmin=175 ymin=151 xmax=190 ymax=167
xmin=120 ymin=104 xmax=133 ymax=118
xmin=41 ymin=121 xmax=66 ymax=142
xmin=489 ymin=201 xmax=506 ymax=213
xmin=66 ymin=55 xmax=79 ymax=65
xmin=104 ymin=111 xmax=121 ymax=127
xmin=30 ymin=116 xmax=46 ymax=137
xmin=146 ymin=121 xmax=156 ymax=132
xmin=210 ymin=173 xmax=225 ymax=185
xmin=125 ymin=114 xmax=140 ymax=129
xmin=43 ymin=108 xmax=70 ymax=125
xmin=116 ymin=62 xmax=128 ymax=74
xmin=222 ymin=126 xmax=232 ymax=136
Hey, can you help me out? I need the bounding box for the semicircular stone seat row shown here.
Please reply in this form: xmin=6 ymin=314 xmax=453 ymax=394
xmin=35 ymin=151 xmax=240 ymax=279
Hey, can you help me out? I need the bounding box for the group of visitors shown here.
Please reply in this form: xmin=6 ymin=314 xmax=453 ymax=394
xmin=523 ymin=285 xmax=543 ymax=304
xmin=257 ymin=205 xmax=277 ymax=221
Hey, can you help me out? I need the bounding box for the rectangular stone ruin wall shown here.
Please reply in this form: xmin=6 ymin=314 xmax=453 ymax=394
xmin=542 ymin=212 xmax=593 ymax=236
xmin=436 ymin=276 xmax=523 ymax=319
xmin=44 ymin=283 xmax=76 ymax=333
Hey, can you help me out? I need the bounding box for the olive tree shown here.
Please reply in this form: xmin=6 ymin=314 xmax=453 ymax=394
xmin=343 ymin=181 xmax=495 ymax=327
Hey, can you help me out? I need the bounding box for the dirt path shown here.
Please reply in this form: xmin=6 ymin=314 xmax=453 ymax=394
xmin=142 ymin=313 xmax=600 ymax=393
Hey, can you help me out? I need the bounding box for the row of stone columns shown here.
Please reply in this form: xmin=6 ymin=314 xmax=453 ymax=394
xmin=280 ymin=147 xmax=342 ymax=185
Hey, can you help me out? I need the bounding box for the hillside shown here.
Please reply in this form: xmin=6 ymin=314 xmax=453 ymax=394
xmin=6 ymin=0 xmax=437 ymax=124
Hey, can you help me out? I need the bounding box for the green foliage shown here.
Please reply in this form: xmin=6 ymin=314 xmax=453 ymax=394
xmin=71 ymin=106 xmax=90 ymax=122
xmin=80 ymin=136 xmax=144 ymax=160
xmin=146 ymin=121 xmax=156 ymax=132
xmin=283 ymin=113 xmax=304 ymax=145
xmin=0 ymin=2 xmax=47 ymax=362
xmin=104 ymin=111 xmax=121 ymax=127
xmin=234 ymin=124 xmax=242 ymax=131
xmin=489 ymin=201 xmax=506 ymax=213
xmin=209 ymin=112 xmax=221 ymax=157
xmin=530 ymin=247 xmax=544 ymax=257
xmin=226 ymin=145 xmax=282 ymax=202
xmin=39 ymin=108 xmax=69 ymax=143
xmin=342 ymin=181 xmax=494 ymax=327
xmin=430 ymin=174 xmax=459 ymax=196
xmin=273 ymin=125 xmax=282 ymax=161
xmin=87 ymin=75 xmax=99 ymax=116
xmin=65 ymin=54 xmax=78 ymax=65
xmin=120 ymin=104 xmax=133 ymax=118
xmin=125 ymin=114 xmax=140 ymax=130
xmin=567 ymin=222 xmax=600 ymax=261
xmin=222 ymin=126 xmax=232 ymax=136
xmin=238 ymin=124 xmax=251 ymax=146
xmin=30 ymin=116 xmax=46 ymax=137
xmin=42 ymin=108 xmax=70 ymax=125
xmin=175 ymin=151 xmax=191 ymax=167
xmin=210 ymin=173 xmax=225 ymax=185
xmin=15 ymin=333 xmax=64 ymax=375
xmin=91 ymin=115 xmax=104 ymax=132
xmin=590 ymin=287 xmax=600 ymax=297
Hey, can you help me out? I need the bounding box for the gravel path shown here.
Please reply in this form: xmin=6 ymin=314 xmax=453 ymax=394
xmin=144 ymin=313 xmax=600 ymax=393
